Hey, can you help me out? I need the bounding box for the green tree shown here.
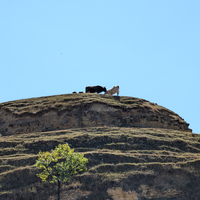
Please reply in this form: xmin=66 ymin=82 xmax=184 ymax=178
xmin=34 ymin=144 xmax=88 ymax=200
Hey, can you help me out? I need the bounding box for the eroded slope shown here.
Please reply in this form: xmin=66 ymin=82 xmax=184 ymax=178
xmin=0 ymin=94 xmax=191 ymax=135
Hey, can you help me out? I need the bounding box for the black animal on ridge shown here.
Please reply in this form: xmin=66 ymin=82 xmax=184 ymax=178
xmin=85 ymin=85 xmax=107 ymax=94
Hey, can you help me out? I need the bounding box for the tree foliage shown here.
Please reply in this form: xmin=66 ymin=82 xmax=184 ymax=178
xmin=34 ymin=144 xmax=88 ymax=199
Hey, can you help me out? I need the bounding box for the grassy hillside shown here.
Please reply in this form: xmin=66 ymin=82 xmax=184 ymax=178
xmin=0 ymin=94 xmax=197 ymax=199
xmin=0 ymin=93 xmax=179 ymax=117
xmin=0 ymin=127 xmax=200 ymax=200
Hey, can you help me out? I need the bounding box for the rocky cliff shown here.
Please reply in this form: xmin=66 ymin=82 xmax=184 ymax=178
xmin=0 ymin=93 xmax=191 ymax=136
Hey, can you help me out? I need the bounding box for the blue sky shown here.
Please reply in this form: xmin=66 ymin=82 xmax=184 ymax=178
xmin=1 ymin=1 xmax=199 ymax=133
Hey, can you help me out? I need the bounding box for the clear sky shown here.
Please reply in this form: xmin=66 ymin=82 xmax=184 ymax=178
xmin=1 ymin=1 xmax=199 ymax=133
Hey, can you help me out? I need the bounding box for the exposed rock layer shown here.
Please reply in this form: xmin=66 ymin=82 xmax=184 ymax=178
xmin=0 ymin=94 xmax=191 ymax=135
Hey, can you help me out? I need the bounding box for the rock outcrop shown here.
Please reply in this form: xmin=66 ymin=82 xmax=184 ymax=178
xmin=0 ymin=94 xmax=191 ymax=136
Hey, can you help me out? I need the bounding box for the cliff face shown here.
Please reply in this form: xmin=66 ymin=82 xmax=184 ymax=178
xmin=0 ymin=94 xmax=191 ymax=136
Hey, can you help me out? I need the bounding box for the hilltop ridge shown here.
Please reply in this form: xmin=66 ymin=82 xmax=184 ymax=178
xmin=0 ymin=93 xmax=191 ymax=136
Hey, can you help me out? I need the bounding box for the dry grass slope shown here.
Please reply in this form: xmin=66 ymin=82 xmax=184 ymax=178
xmin=0 ymin=127 xmax=200 ymax=200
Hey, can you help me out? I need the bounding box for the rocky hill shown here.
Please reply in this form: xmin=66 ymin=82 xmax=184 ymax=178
xmin=0 ymin=94 xmax=199 ymax=200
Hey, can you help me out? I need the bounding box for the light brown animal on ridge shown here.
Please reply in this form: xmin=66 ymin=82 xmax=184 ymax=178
xmin=105 ymin=86 xmax=119 ymax=96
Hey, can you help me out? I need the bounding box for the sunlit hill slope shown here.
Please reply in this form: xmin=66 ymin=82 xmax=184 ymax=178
xmin=0 ymin=93 xmax=199 ymax=200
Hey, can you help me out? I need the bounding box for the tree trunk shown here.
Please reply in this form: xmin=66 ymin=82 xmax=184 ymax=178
xmin=57 ymin=180 xmax=61 ymax=200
